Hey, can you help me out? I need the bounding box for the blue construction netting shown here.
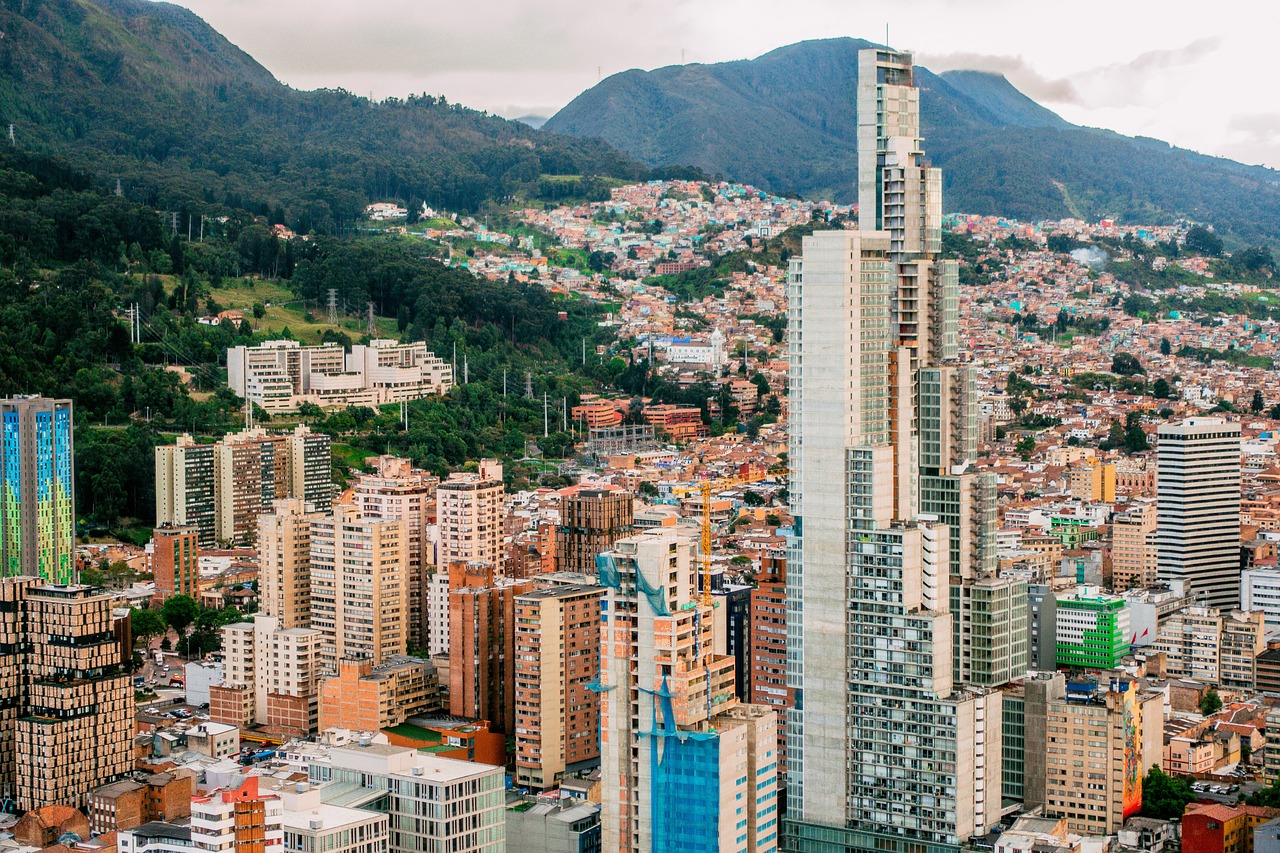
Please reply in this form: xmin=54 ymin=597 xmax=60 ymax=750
xmin=597 ymin=553 xmax=670 ymax=616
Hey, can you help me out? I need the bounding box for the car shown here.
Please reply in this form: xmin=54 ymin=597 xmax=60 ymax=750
xmin=199 ymin=702 xmax=210 ymax=710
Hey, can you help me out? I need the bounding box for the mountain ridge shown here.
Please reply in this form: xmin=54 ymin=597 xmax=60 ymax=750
xmin=0 ymin=0 xmax=647 ymax=226
xmin=544 ymin=38 xmax=1280 ymax=244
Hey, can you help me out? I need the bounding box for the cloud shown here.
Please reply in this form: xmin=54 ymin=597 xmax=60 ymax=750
xmin=918 ymin=51 xmax=1081 ymax=103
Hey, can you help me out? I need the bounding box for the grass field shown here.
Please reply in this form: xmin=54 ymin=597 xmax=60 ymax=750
xmin=209 ymin=278 xmax=400 ymax=344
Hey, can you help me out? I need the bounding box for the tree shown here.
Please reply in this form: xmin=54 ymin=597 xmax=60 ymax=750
xmin=1272 ymin=403 xmax=1280 ymax=420
xmin=1160 ymin=337 xmax=1172 ymax=356
xmin=1015 ymin=435 xmax=1036 ymax=461
xmin=1249 ymin=775 xmax=1280 ymax=808
xmin=160 ymin=594 xmax=200 ymax=638
xmin=131 ymin=607 xmax=166 ymax=646
xmin=1111 ymin=353 xmax=1145 ymax=376
xmin=1152 ymin=377 xmax=1171 ymax=399
xmin=1253 ymin=390 xmax=1266 ymax=413
xmin=1139 ymin=765 xmax=1195 ymax=819
xmin=1199 ymin=687 xmax=1223 ymax=717
xmin=1124 ymin=411 xmax=1150 ymax=454
xmin=1185 ymin=224 xmax=1223 ymax=257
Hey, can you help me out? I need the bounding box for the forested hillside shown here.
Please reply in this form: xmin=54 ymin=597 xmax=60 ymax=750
xmin=0 ymin=0 xmax=647 ymax=230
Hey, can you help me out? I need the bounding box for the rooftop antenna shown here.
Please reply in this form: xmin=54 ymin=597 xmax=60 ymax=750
xmin=327 ymin=289 xmax=338 ymax=324
xmin=681 ymin=49 xmax=686 ymax=64
xmin=885 ymin=22 xmax=890 ymax=47
xmin=597 ymin=66 xmax=602 ymax=82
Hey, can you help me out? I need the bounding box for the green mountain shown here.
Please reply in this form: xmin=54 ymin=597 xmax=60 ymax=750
xmin=0 ymin=0 xmax=647 ymax=228
xmin=545 ymin=38 xmax=1280 ymax=245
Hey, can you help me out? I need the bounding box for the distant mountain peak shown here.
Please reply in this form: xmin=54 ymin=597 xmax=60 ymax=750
xmin=544 ymin=38 xmax=1280 ymax=243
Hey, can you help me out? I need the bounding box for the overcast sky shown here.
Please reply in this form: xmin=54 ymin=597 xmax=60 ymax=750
xmin=168 ymin=0 xmax=1280 ymax=169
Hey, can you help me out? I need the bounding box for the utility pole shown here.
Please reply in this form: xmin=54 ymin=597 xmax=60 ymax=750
xmin=366 ymin=301 xmax=376 ymax=336
xmin=582 ymin=337 xmax=586 ymax=365
xmin=327 ymin=289 xmax=338 ymax=325
xmin=463 ymin=355 xmax=469 ymax=385
xmin=401 ymin=400 xmax=408 ymax=431
xmin=562 ymin=397 xmax=568 ymax=432
xmin=543 ymin=393 xmax=549 ymax=437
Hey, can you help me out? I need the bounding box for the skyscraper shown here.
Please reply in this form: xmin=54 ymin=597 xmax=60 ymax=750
xmin=785 ymin=48 xmax=1003 ymax=851
xmin=1157 ymin=417 xmax=1242 ymax=609
xmin=310 ymin=503 xmax=409 ymax=672
xmin=0 ymin=396 xmax=75 ymax=584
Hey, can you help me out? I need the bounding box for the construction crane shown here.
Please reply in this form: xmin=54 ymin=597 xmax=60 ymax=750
xmin=672 ymin=472 xmax=759 ymax=608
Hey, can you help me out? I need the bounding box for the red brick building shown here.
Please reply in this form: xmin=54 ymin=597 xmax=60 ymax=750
xmin=448 ymin=563 xmax=532 ymax=734
xmin=151 ymin=524 xmax=200 ymax=605
xmin=1182 ymin=802 xmax=1280 ymax=853
xmin=749 ymin=554 xmax=792 ymax=805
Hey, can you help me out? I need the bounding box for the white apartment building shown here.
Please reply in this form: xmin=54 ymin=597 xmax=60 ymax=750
xmin=228 ymin=339 xmax=453 ymax=412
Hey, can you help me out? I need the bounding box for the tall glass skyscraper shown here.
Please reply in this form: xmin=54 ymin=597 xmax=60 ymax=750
xmin=0 ymin=396 xmax=75 ymax=585
xmin=784 ymin=49 xmax=1009 ymax=852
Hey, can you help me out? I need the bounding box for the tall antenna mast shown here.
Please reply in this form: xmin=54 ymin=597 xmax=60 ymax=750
xmin=7 ymin=124 xmax=14 ymax=146
xmin=366 ymin=301 xmax=376 ymax=335
xmin=327 ymin=289 xmax=338 ymax=324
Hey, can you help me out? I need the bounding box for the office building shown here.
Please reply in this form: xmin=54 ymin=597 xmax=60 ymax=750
xmin=1027 ymin=584 xmax=1059 ymax=672
xmin=555 ymin=487 xmax=633 ymax=574
xmin=150 ymin=523 xmax=199 ymax=604
xmin=228 ymin=338 xmax=453 ymax=412
xmin=1054 ymin=588 xmax=1130 ymax=670
xmin=0 ymin=396 xmax=75 ymax=584
xmin=155 ymin=425 xmax=331 ymax=546
xmin=1067 ymin=457 xmax=1116 ymax=503
xmin=307 ymin=740 xmax=505 ymax=853
xmin=513 ymin=583 xmax=603 ymax=791
xmin=1041 ymin=679 xmax=1163 ymax=836
xmin=437 ymin=460 xmax=505 ymax=570
xmin=311 ymin=503 xmax=408 ymax=671
xmin=317 ymin=656 xmax=442 ymax=732
xmin=1157 ymin=418 xmax=1242 ymax=609
xmin=354 ymin=456 xmax=439 ymax=649
xmin=598 ymin=529 xmax=778 ymax=853
xmin=448 ymin=562 xmax=531 ymax=734
xmin=1242 ymin=567 xmax=1280 ymax=630
xmin=785 ymin=47 xmax=1003 ymax=852
xmin=0 ymin=580 xmax=132 ymax=811
xmin=1151 ymin=605 xmax=1266 ymax=691
xmin=1112 ymin=501 xmax=1159 ymax=592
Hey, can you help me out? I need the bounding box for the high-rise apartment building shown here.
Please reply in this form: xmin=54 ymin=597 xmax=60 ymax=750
xmin=750 ymin=554 xmax=793 ymax=810
xmin=0 ymin=396 xmax=75 ymax=584
xmin=318 ymin=656 xmax=442 ymax=732
xmin=1112 ymin=501 xmax=1159 ymax=591
xmin=354 ymin=456 xmax=439 ymax=650
xmin=1151 ymin=604 xmax=1266 ymax=691
xmin=1157 ymin=418 xmax=1242 ymax=609
xmin=258 ymin=497 xmax=319 ymax=629
xmin=555 ymin=487 xmax=633 ymax=574
xmin=598 ymin=530 xmax=778 ymax=853
xmin=0 ymin=580 xmax=133 ymax=811
xmin=150 ymin=523 xmax=199 ymax=605
xmin=785 ymin=47 xmax=1003 ymax=852
xmin=310 ymin=503 xmax=408 ymax=672
xmin=1040 ymin=679 xmax=1163 ymax=836
xmin=448 ymin=562 xmax=531 ymax=734
xmin=153 ymin=434 xmax=216 ymax=544
xmin=156 ymin=425 xmax=332 ymax=546
xmin=190 ymin=778 xmax=284 ymax=853
xmin=513 ymin=583 xmax=603 ymax=791
xmin=437 ymin=460 xmax=505 ymax=570
xmin=211 ymin=614 xmax=324 ymax=737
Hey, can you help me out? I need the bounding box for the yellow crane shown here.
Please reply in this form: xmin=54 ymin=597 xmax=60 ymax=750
xmin=673 ymin=472 xmax=760 ymax=608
